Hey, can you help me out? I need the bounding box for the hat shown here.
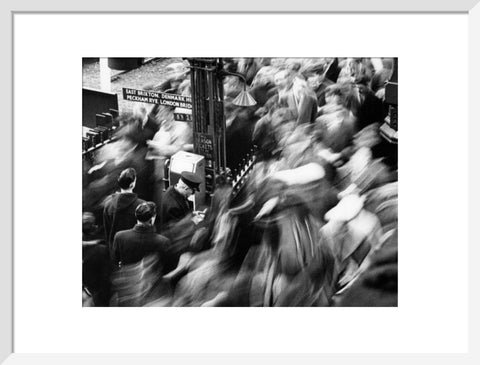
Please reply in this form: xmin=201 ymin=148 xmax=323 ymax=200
xmin=118 ymin=168 xmax=136 ymax=189
xmin=135 ymin=202 xmax=157 ymax=222
xmin=180 ymin=171 xmax=202 ymax=192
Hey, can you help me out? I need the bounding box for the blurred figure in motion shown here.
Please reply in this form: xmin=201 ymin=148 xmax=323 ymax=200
xmin=111 ymin=202 xmax=173 ymax=306
xmin=82 ymin=212 xmax=111 ymax=307
xmin=171 ymin=183 xmax=259 ymax=307
xmin=274 ymin=69 xmax=318 ymax=127
xmin=315 ymin=84 xmax=357 ymax=161
xmin=322 ymin=193 xmax=383 ymax=292
xmin=336 ymin=146 xmax=394 ymax=195
xmin=334 ymin=229 xmax=397 ymax=307
xmin=363 ymin=181 xmax=398 ymax=234
xmin=158 ymin=62 xmax=190 ymax=94
xmin=111 ymin=254 xmax=167 ymax=307
xmin=103 ymin=168 xmax=145 ymax=257
xmin=245 ymin=172 xmax=338 ymax=306
xmin=305 ymin=71 xmax=331 ymax=108
xmin=237 ymin=58 xmax=261 ymax=85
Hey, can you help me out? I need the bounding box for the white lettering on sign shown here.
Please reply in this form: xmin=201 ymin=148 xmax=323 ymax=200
xmin=122 ymin=88 xmax=192 ymax=109
xmin=125 ymin=94 xmax=149 ymax=103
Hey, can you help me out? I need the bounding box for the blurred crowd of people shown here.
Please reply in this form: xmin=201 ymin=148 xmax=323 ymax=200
xmin=83 ymin=57 xmax=398 ymax=307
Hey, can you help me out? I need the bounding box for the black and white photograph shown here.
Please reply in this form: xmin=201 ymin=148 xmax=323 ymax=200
xmin=82 ymin=57 xmax=398 ymax=307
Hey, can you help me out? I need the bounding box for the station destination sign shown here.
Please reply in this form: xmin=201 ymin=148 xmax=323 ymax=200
xmin=122 ymin=88 xmax=192 ymax=109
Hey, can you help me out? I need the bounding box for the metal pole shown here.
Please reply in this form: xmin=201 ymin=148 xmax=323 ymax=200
xmin=217 ymin=59 xmax=227 ymax=172
xmin=99 ymin=58 xmax=111 ymax=92
xmin=206 ymin=67 xmax=217 ymax=173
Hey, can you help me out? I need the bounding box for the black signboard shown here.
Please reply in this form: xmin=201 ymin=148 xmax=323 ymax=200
xmin=194 ymin=133 xmax=214 ymax=160
xmin=389 ymin=105 xmax=398 ymax=131
xmin=174 ymin=113 xmax=193 ymax=122
xmin=122 ymin=88 xmax=192 ymax=109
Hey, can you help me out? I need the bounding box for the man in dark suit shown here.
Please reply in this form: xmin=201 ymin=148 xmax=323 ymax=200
xmin=161 ymin=171 xmax=203 ymax=227
xmin=103 ymin=168 xmax=145 ymax=257
xmin=112 ymin=202 xmax=172 ymax=269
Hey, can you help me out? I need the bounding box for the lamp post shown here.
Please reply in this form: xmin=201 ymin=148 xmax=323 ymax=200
xmin=188 ymin=58 xmax=256 ymax=197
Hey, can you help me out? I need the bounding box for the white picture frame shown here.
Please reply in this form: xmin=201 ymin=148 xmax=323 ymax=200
xmin=2 ymin=0 xmax=479 ymax=363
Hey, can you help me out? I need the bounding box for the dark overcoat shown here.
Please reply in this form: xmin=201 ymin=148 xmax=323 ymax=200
xmin=112 ymin=224 xmax=172 ymax=269
xmin=103 ymin=192 xmax=145 ymax=254
xmin=161 ymin=186 xmax=192 ymax=227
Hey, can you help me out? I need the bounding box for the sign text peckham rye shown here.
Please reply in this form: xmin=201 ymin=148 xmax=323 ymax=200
xmin=122 ymin=88 xmax=192 ymax=109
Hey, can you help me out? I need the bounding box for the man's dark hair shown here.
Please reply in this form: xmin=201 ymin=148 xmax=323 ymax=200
xmin=118 ymin=168 xmax=136 ymax=189
xmin=135 ymin=202 xmax=156 ymax=223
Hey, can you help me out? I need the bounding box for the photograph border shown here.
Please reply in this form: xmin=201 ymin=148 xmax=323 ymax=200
xmin=2 ymin=0 xmax=479 ymax=364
